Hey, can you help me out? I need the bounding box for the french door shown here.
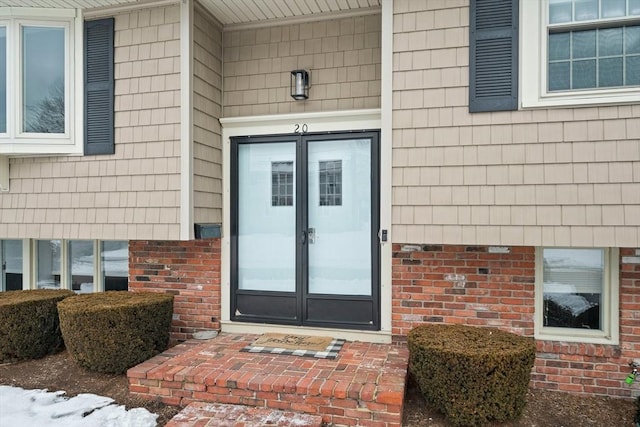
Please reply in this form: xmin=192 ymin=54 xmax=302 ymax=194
xmin=230 ymin=131 xmax=380 ymax=330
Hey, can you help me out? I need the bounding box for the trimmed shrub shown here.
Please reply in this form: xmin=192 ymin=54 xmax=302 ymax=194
xmin=408 ymin=324 xmax=536 ymax=427
xmin=0 ymin=289 xmax=75 ymax=362
xmin=58 ymin=291 xmax=173 ymax=374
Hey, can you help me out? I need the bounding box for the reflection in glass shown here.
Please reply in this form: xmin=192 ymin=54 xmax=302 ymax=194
xmin=599 ymin=58 xmax=623 ymax=87
xmin=23 ymin=26 xmax=65 ymax=134
xmin=549 ymin=62 xmax=571 ymax=90
xmin=37 ymin=240 xmax=61 ymax=289
xmin=102 ymin=241 xmax=128 ymax=291
xmin=572 ymin=30 xmax=596 ymax=58
xmin=1 ymin=240 xmax=22 ymax=291
xmin=602 ymin=0 xmax=626 ymax=18
xmin=549 ymin=0 xmax=572 ymax=24
xmin=69 ymin=240 xmax=94 ymax=293
xmin=573 ymin=59 xmax=596 ymax=88
xmin=598 ymin=28 xmax=623 ymax=56
xmin=574 ymin=0 xmax=598 ymax=21
xmin=543 ymin=248 xmax=603 ymax=330
xmin=238 ymin=143 xmax=296 ymax=292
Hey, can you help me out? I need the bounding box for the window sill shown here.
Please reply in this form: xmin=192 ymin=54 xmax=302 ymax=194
xmin=521 ymin=90 xmax=640 ymax=109
xmin=535 ymin=328 xmax=618 ymax=346
xmin=0 ymin=140 xmax=83 ymax=156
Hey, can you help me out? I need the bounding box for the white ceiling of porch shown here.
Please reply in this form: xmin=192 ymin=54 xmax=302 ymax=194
xmin=0 ymin=0 xmax=381 ymax=26
xmin=199 ymin=0 xmax=381 ymax=26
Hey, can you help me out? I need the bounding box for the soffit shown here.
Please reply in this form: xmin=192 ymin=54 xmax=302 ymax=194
xmin=0 ymin=0 xmax=381 ymax=27
xmin=197 ymin=0 xmax=380 ymax=27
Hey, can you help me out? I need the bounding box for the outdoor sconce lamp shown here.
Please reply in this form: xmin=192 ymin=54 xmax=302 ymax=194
xmin=290 ymin=69 xmax=309 ymax=100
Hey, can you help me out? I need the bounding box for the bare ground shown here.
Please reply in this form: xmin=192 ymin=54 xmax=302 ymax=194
xmin=0 ymin=350 xmax=636 ymax=426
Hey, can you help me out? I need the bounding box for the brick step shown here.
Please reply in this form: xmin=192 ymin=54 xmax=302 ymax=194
xmin=165 ymin=402 xmax=324 ymax=427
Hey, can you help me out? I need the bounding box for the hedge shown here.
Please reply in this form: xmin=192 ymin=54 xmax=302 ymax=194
xmin=408 ymin=323 xmax=536 ymax=426
xmin=58 ymin=291 xmax=173 ymax=374
xmin=0 ymin=289 xmax=75 ymax=362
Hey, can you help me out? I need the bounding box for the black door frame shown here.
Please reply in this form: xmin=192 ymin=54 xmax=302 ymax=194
xmin=230 ymin=130 xmax=380 ymax=331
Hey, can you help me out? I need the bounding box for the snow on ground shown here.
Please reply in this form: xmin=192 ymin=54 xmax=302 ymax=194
xmin=0 ymin=386 xmax=157 ymax=427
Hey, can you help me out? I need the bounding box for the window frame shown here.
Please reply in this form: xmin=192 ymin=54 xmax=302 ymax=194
xmin=520 ymin=0 xmax=640 ymax=108
xmin=0 ymin=8 xmax=82 ymax=155
xmin=534 ymin=247 xmax=620 ymax=345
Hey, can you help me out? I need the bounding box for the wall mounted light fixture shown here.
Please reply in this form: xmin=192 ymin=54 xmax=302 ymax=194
xmin=290 ymin=69 xmax=309 ymax=100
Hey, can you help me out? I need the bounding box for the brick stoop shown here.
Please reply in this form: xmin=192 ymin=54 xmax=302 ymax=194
xmin=128 ymin=333 xmax=408 ymax=427
xmin=166 ymin=402 xmax=323 ymax=427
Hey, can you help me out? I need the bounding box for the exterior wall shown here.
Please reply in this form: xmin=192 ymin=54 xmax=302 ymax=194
xmin=193 ymin=5 xmax=223 ymax=224
xmin=129 ymin=238 xmax=221 ymax=342
xmin=223 ymin=14 xmax=381 ymax=117
xmin=392 ymin=244 xmax=640 ymax=398
xmin=391 ymin=0 xmax=640 ymax=399
xmin=391 ymin=0 xmax=640 ymax=248
xmin=0 ymin=4 xmax=182 ymax=241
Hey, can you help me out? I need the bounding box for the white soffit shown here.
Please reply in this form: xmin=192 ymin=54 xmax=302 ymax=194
xmin=0 ymin=0 xmax=381 ymax=27
xmin=199 ymin=0 xmax=381 ymax=28
xmin=0 ymin=0 xmax=138 ymax=7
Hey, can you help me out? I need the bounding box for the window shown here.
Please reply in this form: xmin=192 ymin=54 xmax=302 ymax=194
xmin=0 ymin=9 xmax=81 ymax=155
xmin=1 ymin=240 xmax=22 ymax=291
xmin=521 ymin=0 xmax=640 ymax=107
xmin=535 ymin=247 xmax=619 ymax=344
xmin=36 ymin=239 xmax=61 ymax=289
xmin=319 ymin=160 xmax=342 ymax=206
xmin=101 ymin=241 xmax=128 ymax=291
xmin=33 ymin=240 xmax=128 ymax=293
xmin=271 ymin=161 xmax=294 ymax=207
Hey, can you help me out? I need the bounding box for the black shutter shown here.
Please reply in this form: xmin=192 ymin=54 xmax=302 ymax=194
xmin=469 ymin=0 xmax=519 ymax=112
xmin=84 ymin=18 xmax=114 ymax=155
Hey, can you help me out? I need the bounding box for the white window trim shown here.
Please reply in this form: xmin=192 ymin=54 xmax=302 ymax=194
xmin=534 ymin=247 xmax=620 ymax=345
xmin=0 ymin=7 xmax=83 ymax=156
xmin=520 ymin=0 xmax=640 ymax=108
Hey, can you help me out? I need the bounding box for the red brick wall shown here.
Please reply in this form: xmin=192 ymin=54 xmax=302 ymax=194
xmin=392 ymin=244 xmax=640 ymax=398
xmin=129 ymin=239 xmax=221 ymax=342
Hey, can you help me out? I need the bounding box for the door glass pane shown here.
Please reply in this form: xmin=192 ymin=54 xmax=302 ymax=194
xmin=238 ymin=142 xmax=296 ymax=292
xmin=102 ymin=241 xmax=129 ymax=291
xmin=0 ymin=27 xmax=6 ymax=134
xmin=69 ymin=240 xmax=94 ymax=293
xmin=543 ymin=248 xmax=603 ymax=330
xmin=1 ymin=240 xmax=22 ymax=291
xmin=308 ymin=139 xmax=371 ymax=296
xmin=23 ymin=26 xmax=65 ymax=134
xmin=37 ymin=240 xmax=61 ymax=289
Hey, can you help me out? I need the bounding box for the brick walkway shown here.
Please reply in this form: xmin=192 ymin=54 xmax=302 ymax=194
xmin=128 ymin=333 xmax=408 ymax=426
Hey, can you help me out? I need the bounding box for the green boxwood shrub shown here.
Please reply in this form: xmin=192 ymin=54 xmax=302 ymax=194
xmin=408 ymin=324 xmax=536 ymax=427
xmin=0 ymin=289 xmax=75 ymax=362
xmin=58 ymin=291 xmax=173 ymax=374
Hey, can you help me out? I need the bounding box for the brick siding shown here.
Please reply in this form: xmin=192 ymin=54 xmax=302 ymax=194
xmin=392 ymin=243 xmax=640 ymax=398
xmin=128 ymin=239 xmax=221 ymax=342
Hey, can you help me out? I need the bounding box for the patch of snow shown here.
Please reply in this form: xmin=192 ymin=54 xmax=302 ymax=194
xmin=0 ymin=386 xmax=157 ymax=427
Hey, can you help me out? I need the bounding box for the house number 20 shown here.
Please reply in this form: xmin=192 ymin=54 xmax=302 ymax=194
xmin=294 ymin=124 xmax=308 ymax=134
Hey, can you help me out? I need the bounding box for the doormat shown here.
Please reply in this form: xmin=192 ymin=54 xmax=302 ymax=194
xmin=240 ymin=333 xmax=346 ymax=359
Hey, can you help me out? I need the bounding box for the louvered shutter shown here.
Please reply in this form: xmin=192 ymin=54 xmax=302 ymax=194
xmin=469 ymin=0 xmax=519 ymax=112
xmin=84 ymin=18 xmax=114 ymax=155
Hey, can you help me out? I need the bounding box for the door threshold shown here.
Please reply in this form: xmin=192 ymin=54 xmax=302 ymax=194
xmin=220 ymin=321 xmax=392 ymax=344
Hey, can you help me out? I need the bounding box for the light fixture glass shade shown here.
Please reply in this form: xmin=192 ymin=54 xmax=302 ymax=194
xmin=290 ymin=70 xmax=309 ymax=100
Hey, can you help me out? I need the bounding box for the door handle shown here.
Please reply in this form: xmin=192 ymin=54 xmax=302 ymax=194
xmin=308 ymin=228 xmax=316 ymax=244
xmin=301 ymin=230 xmax=307 ymax=245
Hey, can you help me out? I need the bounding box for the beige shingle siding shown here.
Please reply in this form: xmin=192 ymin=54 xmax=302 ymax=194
xmin=392 ymin=0 xmax=640 ymax=248
xmin=0 ymin=5 xmax=182 ymax=241
xmin=223 ymin=15 xmax=382 ymax=117
xmin=193 ymin=7 xmax=223 ymax=224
